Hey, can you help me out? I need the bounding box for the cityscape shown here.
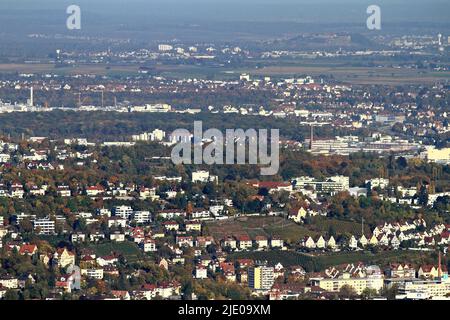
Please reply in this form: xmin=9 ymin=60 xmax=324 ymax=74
xmin=0 ymin=0 xmax=448 ymax=305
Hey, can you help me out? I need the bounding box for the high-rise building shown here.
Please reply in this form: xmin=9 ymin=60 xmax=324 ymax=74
xmin=248 ymin=263 xmax=274 ymax=290
xmin=28 ymin=87 xmax=34 ymax=107
xmin=113 ymin=205 xmax=133 ymax=220
xmin=158 ymin=44 xmax=173 ymax=52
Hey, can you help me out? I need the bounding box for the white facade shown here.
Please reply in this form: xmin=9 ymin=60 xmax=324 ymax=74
xmin=114 ymin=206 xmax=133 ymax=220
xmin=133 ymin=211 xmax=152 ymax=224
xmin=33 ymin=218 xmax=55 ymax=235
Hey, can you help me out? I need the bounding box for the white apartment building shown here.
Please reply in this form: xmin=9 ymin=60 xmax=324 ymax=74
xmin=142 ymin=239 xmax=157 ymax=253
xmin=293 ymin=175 xmax=350 ymax=193
xmin=396 ymin=278 xmax=450 ymax=299
xmin=366 ymin=178 xmax=390 ymax=190
xmin=158 ymin=44 xmax=173 ymax=51
xmin=113 ymin=206 xmax=133 ymax=220
xmin=33 ymin=218 xmax=56 ymax=235
xmin=132 ymin=129 xmax=166 ymax=142
xmin=0 ymin=154 xmax=10 ymax=163
xmin=133 ymin=211 xmax=152 ymax=224
xmin=192 ymin=170 xmax=218 ymax=184
xmin=81 ymin=268 xmax=104 ymax=279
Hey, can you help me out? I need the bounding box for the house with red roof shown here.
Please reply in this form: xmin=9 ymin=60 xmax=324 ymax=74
xmin=237 ymin=235 xmax=252 ymax=250
xmin=162 ymin=221 xmax=180 ymax=231
xmin=111 ymin=290 xmax=130 ymax=300
xmin=19 ymin=244 xmax=38 ymax=256
xmin=85 ymin=185 xmax=105 ymax=197
xmin=55 ymin=274 xmax=76 ymax=293
xmin=254 ymin=235 xmax=269 ymax=249
xmin=250 ymin=181 xmax=293 ymax=194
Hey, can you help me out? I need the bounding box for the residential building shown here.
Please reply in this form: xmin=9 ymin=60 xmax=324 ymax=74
xmin=248 ymin=263 xmax=275 ymax=291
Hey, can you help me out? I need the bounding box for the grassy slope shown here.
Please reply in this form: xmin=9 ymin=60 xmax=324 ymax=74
xmin=229 ymin=250 xmax=436 ymax=272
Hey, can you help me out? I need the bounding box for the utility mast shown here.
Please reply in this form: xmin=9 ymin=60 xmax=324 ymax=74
xmin=309 ymin=124 xmax=314 ymax=150
xmin=361 ymin=217 xmax=364 ymax=237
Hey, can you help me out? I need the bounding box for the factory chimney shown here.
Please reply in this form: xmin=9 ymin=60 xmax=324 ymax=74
xmin=29 ymin=86 xmax=34 ymax=107
xmin=438 ymin=251 xmax=442 ymax=278
xmin=309 ymin=124 xmax=314 ymax=150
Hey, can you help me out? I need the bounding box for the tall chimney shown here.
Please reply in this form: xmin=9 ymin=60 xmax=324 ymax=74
xmin=438 ymin=251 xmax=442 ymax=278
xmin=309 ymin=124 xmax=314 ymax=150
xmin=29 ymin=86 xmax=34 ymax=107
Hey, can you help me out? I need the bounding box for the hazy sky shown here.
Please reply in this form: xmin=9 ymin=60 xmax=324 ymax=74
xmin=1 ymin=0 xmax=449 ymax=23
xmin=0 ymin=0 xmax=448 ymax=40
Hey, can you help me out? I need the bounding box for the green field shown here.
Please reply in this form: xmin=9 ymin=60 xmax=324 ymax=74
xmin=229 ymin=250 xmax=436 ymax=272
xmin=1 ymin=61 xmax=448 ymax=85
xmin=87 ymin=242 xmax=142 ymax=262
xmin=205 ymin=216 xmax=318 ymax=244
xmin=308 ymin=217 xmax=371 ymax=236
xmin=234 ymin=63 xmax=450 ymax=85
xmin=205 ymin=216 xmax=369 ymax=244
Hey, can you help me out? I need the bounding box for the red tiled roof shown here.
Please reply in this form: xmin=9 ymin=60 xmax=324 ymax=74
xmin=19 ymin=244 xmax=37 ymax=255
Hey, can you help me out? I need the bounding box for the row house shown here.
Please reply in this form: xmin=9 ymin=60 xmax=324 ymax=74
xmin=142 ymin=239 xmax=157 ymax=253
xmin=271 ymin=236 xmax=284 ymax=248
xmin=195 ymin=236 xmax=214 ymax=247
xmin=386 ymin=263 xmax=416 ymax=278
xmin=254 ymin=236 xmax=269 ymax=248
xmin=96 ymin=255 xmax=118 ymax=267
xmin=176 ymin=236 xmax=194 ymax=247
xmin=185 ymin=221 xmax=202 ymax=233
xmin=110 ymin=232 xmax=126 ymax=242
xmin=26 ymin=162 xmax=55 ymax=170
xmin=81 ymin=268 xmax=104 ymax=279
xmin=157 ymin=209 xmax=186 ymax=220
xmin=57 ymin=185 xmax=72 ymax=197
xmin=131 ymin=227 xmax=145 ymax=243
xmin=163 ymin=221 xmax=180 ymax=231
xmin=220 ymin=262 xmax=236 ymax=282
xmin=237 ymin=235 xmax=253 ymax=250
xmin=418 ymin=265 xmax=449 ymax=279
xmin=134 ymin=281 xmax=181 ymax=300
xmin=302 ymin=236 xmax=337 ymax=249
xmin=29 ymin=185 xmax=47 ymax=196
xmin=108 ymin=217 xmax=127 ymax=228
xmin=221 ymin=236 xmax=283 ymax=250
xmin=0 ymin=275 xmax=19 ymax=289
xmin=189 ymin=208 xmax=211 ymax=220
xmin=10 ymin=185 xmax=24 ymax=198
xmin=86 ymin=186 xmax=105 ymax=197
xmin=0 ymin=153 xmax=11 ymax=163
xmin=195 ymin=265 xmax=208 ymax=279
xmin=139 ymin=187 xmax=159 ymax=201
xmin=438 ymin=232 xmax=450 ymax=245
xmin=89 ymin=232 xmax=106 ymax=242
xmin=95 ymin=255 xmax=118 ymax=268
